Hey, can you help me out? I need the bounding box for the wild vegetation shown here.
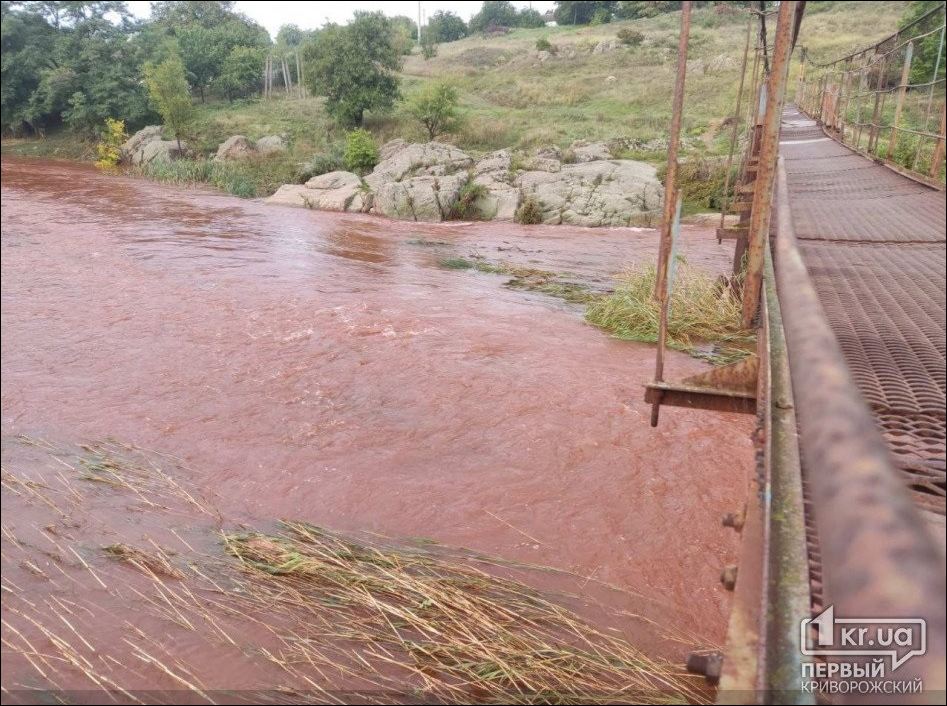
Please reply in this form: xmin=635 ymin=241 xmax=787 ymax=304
xmin=585 ymin=262 xmax=755 ymax=363
xmin=1 ymin=1 xmax=917 ymax=203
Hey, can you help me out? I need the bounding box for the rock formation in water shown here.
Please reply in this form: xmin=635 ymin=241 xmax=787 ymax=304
xmin=121 ymin=125 xmax=188 ymax=166
xmin=266 ymin=139 xmax=663 ymax=227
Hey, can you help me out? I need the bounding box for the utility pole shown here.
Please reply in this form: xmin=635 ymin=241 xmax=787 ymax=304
xmin=417 ymin=1 xmax=422 ymax=43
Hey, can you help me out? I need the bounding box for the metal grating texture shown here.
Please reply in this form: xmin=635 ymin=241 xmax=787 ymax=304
xmin=781 ymin=108 xmax=946 ymax=515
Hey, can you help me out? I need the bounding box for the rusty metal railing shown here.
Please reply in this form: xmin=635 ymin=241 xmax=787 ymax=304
xmin=770 ymin=157 xmax=947 ymax=698
xmin=647 ymin=2 xmax=945 ymax=700
xmin=796 ymin=2 xmax=946 ymax=184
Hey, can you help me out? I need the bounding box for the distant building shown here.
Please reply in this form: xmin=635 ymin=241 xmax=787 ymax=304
xmin=543 ymin=10 xmax=557 ymax=27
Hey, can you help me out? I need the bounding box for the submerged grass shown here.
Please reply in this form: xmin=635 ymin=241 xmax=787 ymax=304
xmin=586 ymin=262 xmax=754 ymax=364
xmin=440 ymin=257 xmax=598 ymax=305
xmin=222 ymin=521 xmax=708 ymax=704
xmin=3 ymin=435 xmax=709 ymax=704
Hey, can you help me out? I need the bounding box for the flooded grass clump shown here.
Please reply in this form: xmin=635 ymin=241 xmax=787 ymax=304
xmin=585 ymin=263 xmax=755 ymax=364
xmin=440 ymin=257 xmax=598 ymax=305
xmin=223 ymin=521 xmax=707 ymax=705
xmin=103 ymin=543 xmax=184 ymax=579
xmin=439 ymin=257 xmax=476 ymax=269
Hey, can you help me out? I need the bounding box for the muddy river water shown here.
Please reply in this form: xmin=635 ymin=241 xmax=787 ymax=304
xmin=1 ymin=156 xmax=752 ymax=697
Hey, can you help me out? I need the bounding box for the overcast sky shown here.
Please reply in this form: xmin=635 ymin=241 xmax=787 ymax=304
xmin=126 ymin=1 xmax=557 ymax=39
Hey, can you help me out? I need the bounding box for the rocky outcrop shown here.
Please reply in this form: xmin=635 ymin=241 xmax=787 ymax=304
xmin=364 ymin=142 xmax=472 ymax=191
xmin=121 ymin=126 xmax=162 ymax=159
xmin=373 ymin=173 xmax=467 ymax=222
xmin=568 ymin=140 xmax=613 ymax=163
xmin=362 ymin=142 xmax=474 ymax=222
xmin=379 ymin=138 xmax=408 ymax=161
xmin=265 ymin=170 xmax=370 ymax=212
xmin=255 ymin=135 xmax=286 ymax=155
xmin=214 ymin=134 xmax=287 ymax=161
xmin=121 ymin=125 xmax=187 ymax=166
xmin=214 ymin=135 xmax=255 ymax=161
xmin=515 ymin=159 xmax=662 ymax=227
xmin=265 ymin=139 xmax=662 ymax=227
xmin=470 ymin=149 xmax=519 ymax=221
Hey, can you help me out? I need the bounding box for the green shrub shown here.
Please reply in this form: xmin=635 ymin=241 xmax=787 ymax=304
xmin=421 ymin=34 xmax=439 ymax=59
xmin=407 ymin=81 xmax=461 ymax=140
xmin=514 ymin=194 xmax=544 ymax=224
xmin=590 ymin=8 xmax=612 ymax=24
xmin=657 ymin=159 xmax=736 ymax=211
xmin=617 ymin=28 xmax=645 ymax=47
xmin=95 ymin=117 xmax=127 ymax=169
xmin=299 ymin=145 xmax=345 ymax=181
xmin=535 ymin=37 xmax=555 ymax=53
xmin=343 ymin=128 xmax=379 ymax=175
xmin=448 ymin=179 xmax=488 ymax=220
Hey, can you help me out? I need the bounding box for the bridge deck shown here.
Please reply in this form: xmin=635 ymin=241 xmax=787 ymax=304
xmin=779 ymin=108 xmax=946 ymax=518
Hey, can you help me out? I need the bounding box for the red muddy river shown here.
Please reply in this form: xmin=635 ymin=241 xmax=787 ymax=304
xmin=1 ymin=156 xmax=752 ymax=698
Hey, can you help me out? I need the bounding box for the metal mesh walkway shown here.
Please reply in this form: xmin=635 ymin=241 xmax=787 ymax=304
xmin=780 ymin=108 xmax=946 ymax=515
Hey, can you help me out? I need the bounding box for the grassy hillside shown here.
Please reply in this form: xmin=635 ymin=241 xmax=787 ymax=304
xmin=3 ymin=2 xmax=910 ymax=195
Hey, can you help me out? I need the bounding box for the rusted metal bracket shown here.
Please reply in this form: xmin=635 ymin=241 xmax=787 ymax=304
xmin=717 ymin=226 xmax=749 ymax=240
xmin=645 ymin=355 xmax=759 ymax=421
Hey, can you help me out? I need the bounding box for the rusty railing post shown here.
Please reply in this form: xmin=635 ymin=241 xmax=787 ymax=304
xmin=867 ymin=56 xmax=887 ymax=155
xmin=886 ymin=41 xmax=913 ymax=160
xmin=719 ymin=13 xmax=755 ymax=232
xmin=741 ymin=1 xmax=797 ymax=329
xmin=649 ymin=1 xmax=691 ymax=427
xmin=932 ymin=101 xmax=947 ymax=178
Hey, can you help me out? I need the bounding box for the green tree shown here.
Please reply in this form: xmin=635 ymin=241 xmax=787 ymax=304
xmin=302 ymin=12 xmax=401 ymax=128
xmin=215 ymin=45 xmax=263 ymax=101
xmin=900 ymin=1 xmax=946 ymax=84
xmin=389 ymin=15 xmax=418 ymax=55
xmin=516 ymin=8 xmax=546 ymax=28
xmin=1 ymin=5 xmax=58 ymax=134
xmin=143 ymin=53 xmax=194 ymax=150
xmin=408 ymin=82 xmax=460 ymax=140
xmin=426 ymin=10 xmax=467 ymax=43
xmin=152 ymin=1 xmax=270 ymax=102
xmin=23 ymin=1 xmax=131 ymax=28
xmin=469 ymin=1 xmax=518 ymax=32
xmin=554 ymin=1 xmax=616 ymax=25
xmin=614 ymin=1 xmax=682 ymax=20
xmin=41 ymin=15 xmax=150 ymax=135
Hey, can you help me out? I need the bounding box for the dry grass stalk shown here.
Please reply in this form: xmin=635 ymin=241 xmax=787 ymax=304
xmin=103 ymin=543 xmax=184 ymax=580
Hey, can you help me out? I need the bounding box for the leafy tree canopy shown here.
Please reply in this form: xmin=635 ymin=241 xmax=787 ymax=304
xmin=143 ymin=52 xmax=194 ymax=147
xmin=899 ymin=1 xmax=946 ymax=84
xmin=554 ymin=1 xmax=616 ymax=25
xmin=469 ymin=1 xmax=546 ymax=32
xmin=2 ymin=0 xmax=274 ymax=135
xmin=426 ymin=10 xmax=467 ymax=43
xmin=302 ymin=11 xmax=401 ymax=127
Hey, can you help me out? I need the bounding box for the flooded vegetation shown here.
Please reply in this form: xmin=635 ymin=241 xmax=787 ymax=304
xmin=1 ymin=156 xmax=753 ymax=700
